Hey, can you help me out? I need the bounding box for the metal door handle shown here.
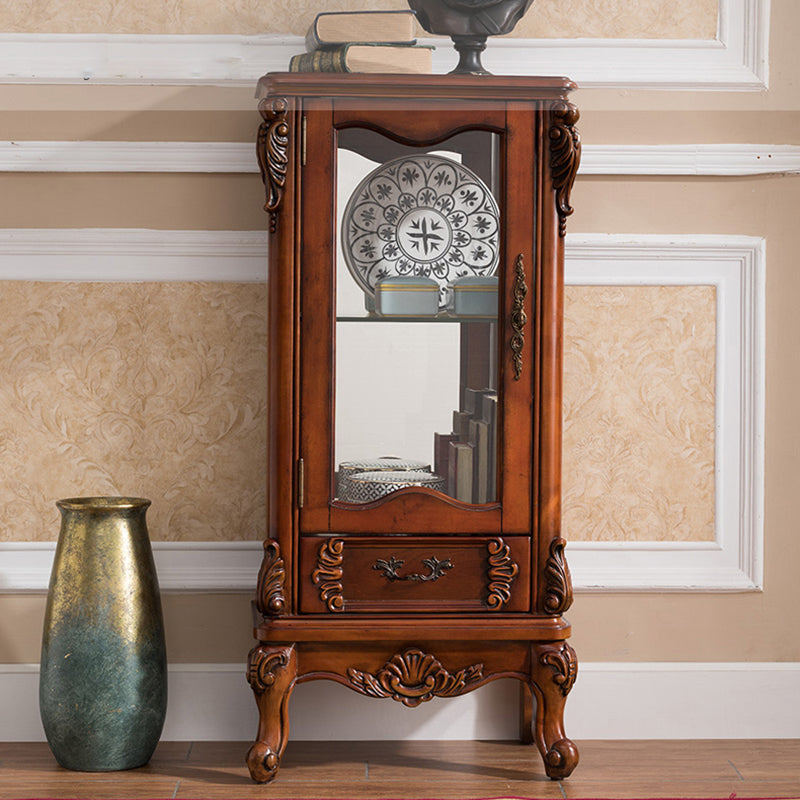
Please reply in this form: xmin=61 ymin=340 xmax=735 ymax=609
xmin=510 ymin=253 xmax=527 ymax=380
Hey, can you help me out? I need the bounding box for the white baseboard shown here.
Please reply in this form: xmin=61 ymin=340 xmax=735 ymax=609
xmin=6 ymin=661 xmax=799 ymax=742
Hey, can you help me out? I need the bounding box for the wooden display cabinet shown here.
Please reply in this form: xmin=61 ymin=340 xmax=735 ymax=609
xmin=248 ymin=73 xmax=581 ymax=783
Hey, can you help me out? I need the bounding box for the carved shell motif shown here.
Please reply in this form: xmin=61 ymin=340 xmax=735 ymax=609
xmin=347 ymin=648 xmax=484 ymax=707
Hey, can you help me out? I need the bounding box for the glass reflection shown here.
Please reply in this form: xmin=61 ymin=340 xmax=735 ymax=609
xmin=334 ymin=129 xmax=500 ymax=505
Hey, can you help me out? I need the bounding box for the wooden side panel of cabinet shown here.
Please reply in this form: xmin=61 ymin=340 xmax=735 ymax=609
xmin=297 ymin=98 xmax=336 ymax=534
xmin=499 ymin=103 xmax=538 ymax=535
xmin=534 ymin=101 xmax=577 ymax=615
xmin=258 ymin=94 xmax=300 ymax=613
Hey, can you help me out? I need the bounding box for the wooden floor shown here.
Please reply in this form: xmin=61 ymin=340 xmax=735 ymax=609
xmin=1 ymin=739 xmax=799 ymax=799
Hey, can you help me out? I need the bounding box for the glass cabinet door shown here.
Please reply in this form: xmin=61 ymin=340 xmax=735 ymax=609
xmin=299 ymin=101 xmax=534 ymax=534
xmin=335 ymin=128 xmax=500 ymax=507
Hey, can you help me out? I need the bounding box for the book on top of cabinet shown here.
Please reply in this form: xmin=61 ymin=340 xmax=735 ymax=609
xmin=305 ymin=9 xmax=419 ymax=50
xmin=289 ymin=43 xmax=432 ymax=74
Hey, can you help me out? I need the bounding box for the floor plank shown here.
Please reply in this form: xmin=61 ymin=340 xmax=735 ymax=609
xmin=1 ymin=740 xmax=799 ymax=799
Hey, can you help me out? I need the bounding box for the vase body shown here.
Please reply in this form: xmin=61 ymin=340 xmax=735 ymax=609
xmin=40 ymin=497 xmax=167 ymax=771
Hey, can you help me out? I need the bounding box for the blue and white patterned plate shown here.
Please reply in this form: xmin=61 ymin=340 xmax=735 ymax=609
xmin=341 ymin=153 xmax=500 ymax=309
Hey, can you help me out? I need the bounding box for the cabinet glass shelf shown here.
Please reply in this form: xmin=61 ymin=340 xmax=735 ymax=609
xmin=336 ymin=315 xmax=496 ymax=323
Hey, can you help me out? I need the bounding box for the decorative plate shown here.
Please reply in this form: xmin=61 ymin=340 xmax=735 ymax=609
xmin=342 ymin=153 xmax=500 ymax=308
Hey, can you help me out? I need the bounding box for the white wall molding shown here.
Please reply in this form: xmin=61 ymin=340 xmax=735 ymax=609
xmin=4 ymin=661 xmax=799 ymax=742
xmin=0 ymin=228 xmax=267 ymax=281
xmin=0 ymin=231 xmax=764 ymax=593
xmin=0 ymin=141 xmax=259 ymax=173
xmin=579 ymin=143 xmax=800 ymax=176
xmin=0 ymin=0 xmax=768 ymax=90
xmin=4 ymin=141 xmax=800 ymax=176
xmin=565 ymin=234 xmax=765 ymax=592
xmin=0 ymin=541 xmax=262 ymax=593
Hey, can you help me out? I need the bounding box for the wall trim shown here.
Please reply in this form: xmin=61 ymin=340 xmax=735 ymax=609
xmin=0 ymin=228 xmax=267 ymax=282
xmin=0 ymin=141 xmax=259 ymax=173
xmin=0 ymin=231 xmax=763 ymax=593
xmin=0 ymin=0 xmax=769 ymax=90
xmin=2 ymin=140 xmax=799 ymax=176
xmin=565 ymin=234 xmax=765 ymax=592
xmin=0 ymin=541 xmax=262 ymax=593
xmin=3 ymin=661 xmax=798 ymax=742
xmin=579 ymin=143 xmax=800 ymax=176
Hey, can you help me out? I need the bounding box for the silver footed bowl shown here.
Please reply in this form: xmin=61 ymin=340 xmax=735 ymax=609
xmin=407 ymin=0 xmax=535 ymax=74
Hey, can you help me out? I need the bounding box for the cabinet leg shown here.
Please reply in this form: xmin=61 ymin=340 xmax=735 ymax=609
xmin=246 ymin=643 xmax=297 ymax=783
xmin=529 ymin=641 xmax=579 ymax=780
xmin=519 ymin=681 xmax=534 ymax=744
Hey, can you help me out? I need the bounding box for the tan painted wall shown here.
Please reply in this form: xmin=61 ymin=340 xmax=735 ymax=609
xmin=0 ymin=0 xmax=798 ymax=667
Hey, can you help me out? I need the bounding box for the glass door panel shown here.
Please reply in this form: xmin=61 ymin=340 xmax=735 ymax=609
xmin=334 ymin=128 xmax=501 ymax=506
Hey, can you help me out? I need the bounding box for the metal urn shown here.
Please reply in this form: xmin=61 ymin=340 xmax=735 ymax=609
xmin=39 ymin=497 xmax=167 ymax=771
xmin=407 ymin=0 xmax=535 ymax=74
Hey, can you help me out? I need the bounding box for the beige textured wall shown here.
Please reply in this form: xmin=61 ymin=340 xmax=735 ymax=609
xmin=563 ymin=286 xmax=716 ymax=543
xmin=0 ymin=283 xmax=267 ymax=543
xmin=0 ymin=0 xmax=799 ymax=670
xmin=0 ymin=281 xmax=713 ymax=546
xmin=0 ymin=0 xmax=718 ymax=39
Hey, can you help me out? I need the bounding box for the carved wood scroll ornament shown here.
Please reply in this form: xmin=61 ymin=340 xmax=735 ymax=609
xmin=486 ymin=537 xmax=519 ymax=610
xmin=543 ymin=537 xmax=573 ymax=614
xmin=541 ymin=641 xmax=578 ymax=697
xmin=347 ymin=648 xmax=484 ymax=707
xmin=255 ymin=539 xmax=286 ymax=616
xmin=548 ymin=101 xmax=581 ymax=237
xmin=247 ymin=646 xmax=289 ymax=694
xmin=312 ymin=538 xmax=345 ymax=612
xmin=257 ymin=97 xmax=289 ymax=234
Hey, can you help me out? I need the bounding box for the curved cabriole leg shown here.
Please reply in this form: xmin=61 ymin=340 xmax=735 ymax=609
xmin=246 ymin=643 xmax=297 ymax=783
xmin=529 ymin=641 xmax=580 ymax=780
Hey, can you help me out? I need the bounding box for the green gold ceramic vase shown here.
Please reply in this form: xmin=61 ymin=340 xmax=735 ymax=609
xmin=39 ymin=497 xmax=167 ymax=771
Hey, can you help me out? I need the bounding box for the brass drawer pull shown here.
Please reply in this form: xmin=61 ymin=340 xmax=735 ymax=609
xmin=373 ymin=556 xmax=454 ymax=583
xmin=510 ymin=253 xmax=528 ymax=381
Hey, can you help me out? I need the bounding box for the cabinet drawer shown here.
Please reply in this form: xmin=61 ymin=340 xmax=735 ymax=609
xmin=299 ymin=536 xmax=529 ymax=614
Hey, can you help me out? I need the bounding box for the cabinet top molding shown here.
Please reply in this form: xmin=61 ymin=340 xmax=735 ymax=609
xmin=257 ymin=72 xmax=576 ymax=101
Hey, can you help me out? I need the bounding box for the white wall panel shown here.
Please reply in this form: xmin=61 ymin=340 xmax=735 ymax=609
xmin=0 ymin=230 xmax=764 ymax=593
xmin=0 ymin=0 xmax=769 ymax=89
